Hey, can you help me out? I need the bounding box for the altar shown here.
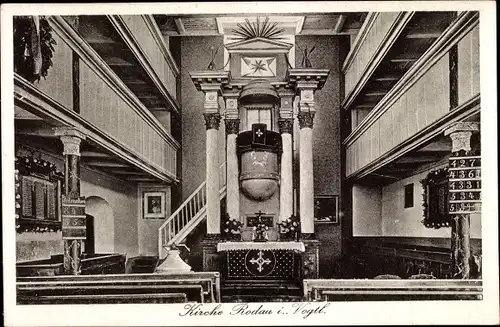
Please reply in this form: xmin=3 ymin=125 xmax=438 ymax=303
xmin=192 ymin=31 xmax=327 ymax=285
xmin=217 ymin=241 xmax=316 ymax=281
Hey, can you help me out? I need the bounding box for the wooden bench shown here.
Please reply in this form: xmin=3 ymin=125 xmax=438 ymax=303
xmin=303 ymin=279 xmax=483 ymax=301
xmin=17 ymin=254 xmax=126 ymax=277
xmin=17 ymin=293 xmax=187 ymax=304
xmin=17 ymin=272 xmax=221 ymax=305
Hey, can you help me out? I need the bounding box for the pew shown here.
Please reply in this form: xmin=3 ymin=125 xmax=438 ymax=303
xmin=18 ymin=293 xmax=187 ymax=304
xmin=303 ymin=279 xmax=483 ymax=301
xmin=17 ymin=272 xmax=221 ymax=305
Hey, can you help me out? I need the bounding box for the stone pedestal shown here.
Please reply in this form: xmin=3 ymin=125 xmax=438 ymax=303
xmin=201 ymin=237 xmax=221 ymax=272
xmin=156 ymin=249 xmax=192 ymax=274
xmin=301 ymin=239 xmax=320 ymax=279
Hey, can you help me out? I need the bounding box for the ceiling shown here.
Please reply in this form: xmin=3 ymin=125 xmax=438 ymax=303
xmin=153 ymin=13 xmax=367 ymax=37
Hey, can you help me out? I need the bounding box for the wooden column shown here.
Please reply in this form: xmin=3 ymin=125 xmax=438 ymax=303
xmin=297 ymin=109 xmax=315 ymax=235
xmin=55 ymin=128 xmax=86 ymax=275
xmin=444 ymin=122 xmax=480 ymax=279
xmin=224 ymin=95 xmax=240 ymax=222
xmin=287 ymin=69 xmax=329 ymax=238
xmin=278 ymin=118 xmax=294 ymax=223
xmin=278 ymin=91 xmax=295 ymax=223
xmin=204 ymin=112 xmax=222 ymax=235
xmin=191 ymin=71 xmax=230 ymax=239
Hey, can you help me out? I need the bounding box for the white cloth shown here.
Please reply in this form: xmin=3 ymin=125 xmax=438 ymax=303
xmin=217 ymin=241 xmax=305 ymax=252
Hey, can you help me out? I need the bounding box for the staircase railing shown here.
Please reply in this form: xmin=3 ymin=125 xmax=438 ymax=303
xmin=158 ymin=162 xmax=226 ymax=259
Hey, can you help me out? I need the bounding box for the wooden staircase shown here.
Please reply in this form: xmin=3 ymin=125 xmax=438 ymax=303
xmin=158 ymin=163 xmax=226 ymax=260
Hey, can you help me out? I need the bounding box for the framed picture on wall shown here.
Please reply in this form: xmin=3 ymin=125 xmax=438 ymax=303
xmin=314 ymin=195 xmax=339 ymax=224
xmin=143 ymin=192 xmax=166 ymax=218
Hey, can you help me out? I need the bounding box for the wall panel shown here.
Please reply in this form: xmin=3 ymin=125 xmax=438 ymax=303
xmin=36 ymin=32 xmax=73 ymax=110
xmin=346 ymin=54 xmax=450 ymax=177
xmin=457 ymin=25 xmax=480 ymax=105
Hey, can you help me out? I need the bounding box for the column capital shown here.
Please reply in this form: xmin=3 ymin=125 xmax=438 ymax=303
xmin=55 ymin=128 xmax=86 ymax=156
xmin=444 ymin=122 xmax=480 ymax=135
xmin=190 ymin=71 xmax=230 ymax=92
xmin=204 ymin=113 xmax=222 ymax=130
xmin=54 ymin=127 xmax=86 ymax=140
xmin=286 ymin=68 xmax=330 ymax=91
xmin=279 ymin=95 xmax=294 ymax=120
xmin=224 ymin=96 xmax=239 ymax=120
xmin=278 ymin=118 xmax=294 ymax=134
xmin=297 ymin=111 xmax=315 ymax=129
xmin=225 ymin=118 xmax=240 ymax=135
xmin=444 ymin=122 xmax=480 ymax=153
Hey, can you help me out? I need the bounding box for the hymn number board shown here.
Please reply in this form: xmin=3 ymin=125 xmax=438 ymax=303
xmin=448 ymin=156 xmax=481 ymax=214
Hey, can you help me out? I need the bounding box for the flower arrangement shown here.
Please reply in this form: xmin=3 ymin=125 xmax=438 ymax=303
xmin=223 ymin=213 xmax=242 ymax=239
xmin=278 ymin=215 xmax=300 ymax=240
xmin=253 ymin=222 xmax=269 ymax=242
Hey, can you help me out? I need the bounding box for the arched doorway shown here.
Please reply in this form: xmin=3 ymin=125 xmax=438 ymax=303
xmin=85 ymin=196 xmax=114 ymax=254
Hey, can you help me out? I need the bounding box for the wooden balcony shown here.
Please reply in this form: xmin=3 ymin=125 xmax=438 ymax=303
xmin=344 ymin=12 xmax=480 ymax=180
xmin=14 ymin=16 xmax=179 ymax=183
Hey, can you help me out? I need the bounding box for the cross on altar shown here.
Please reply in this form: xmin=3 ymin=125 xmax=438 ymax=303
xmin=249 ymin=250 xmax=271 ymax=272
xmin=255 ymin=210 xmax=265 ymax=223
xmin=255 ymin=129 xmax=263 ymax=138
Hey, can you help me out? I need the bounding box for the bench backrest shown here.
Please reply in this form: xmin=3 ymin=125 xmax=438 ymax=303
xmin=303 ymin=279 xmax=483 ymax=301
xmin=18 ymin=293 xmax=188 ymax=304
xmin=17 ymin=272 xmax=221 ymax=304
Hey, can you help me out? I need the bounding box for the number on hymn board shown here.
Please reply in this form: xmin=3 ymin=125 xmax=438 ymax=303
xmin=449 ymin=157 xmax=481 ymax=168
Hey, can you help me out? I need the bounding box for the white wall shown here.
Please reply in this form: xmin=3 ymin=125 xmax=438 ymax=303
xmin=352 ymin=184 xmax=382 ymax=236
xmin=85 ymin=196 xmax=115 ymax=253
xmin=81 ymin=169 xmax=139 ymax=258
xmin=381 ymin=166 xmax=481 ymax=239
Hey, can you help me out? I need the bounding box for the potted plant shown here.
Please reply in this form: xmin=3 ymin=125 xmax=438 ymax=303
xmin=222 ymin=213 xmax=242 ymax=241
xmin=278 ymin=215 xmax=300 ymax=241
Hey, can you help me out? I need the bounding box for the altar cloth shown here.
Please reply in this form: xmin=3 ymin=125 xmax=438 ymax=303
xmin=217 ymin=241 xmax=305 ymax=252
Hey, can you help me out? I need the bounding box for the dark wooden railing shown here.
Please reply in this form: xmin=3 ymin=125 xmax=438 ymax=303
xmin=17 ymin=272 xmax=221 ymax=305
xmin=343 ymin=237 xmax=482 ymax=279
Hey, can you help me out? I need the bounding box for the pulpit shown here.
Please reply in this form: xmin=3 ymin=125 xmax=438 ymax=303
xmin=194 ymin=29 xmax=327 ymax=286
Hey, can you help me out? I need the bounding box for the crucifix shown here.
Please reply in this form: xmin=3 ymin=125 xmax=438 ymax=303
xmin=255 ymin=210 xmax=265 ymax=221
xmin=253 ymin=210 xmax=268 ymax=242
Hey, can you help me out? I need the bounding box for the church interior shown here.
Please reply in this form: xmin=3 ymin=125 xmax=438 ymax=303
xmin=12 ymin=11 xmax=483 ymax=303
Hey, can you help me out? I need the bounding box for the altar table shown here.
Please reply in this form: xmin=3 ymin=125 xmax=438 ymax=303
xmin=217 ymin=242 xmax=305 ymax=280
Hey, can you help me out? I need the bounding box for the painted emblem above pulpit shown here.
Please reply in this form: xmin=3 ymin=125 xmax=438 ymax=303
xmin=225 ymin=17 xmax=293 ymax=81
xmin=241 ymin=57 xmax=277 ymax=77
